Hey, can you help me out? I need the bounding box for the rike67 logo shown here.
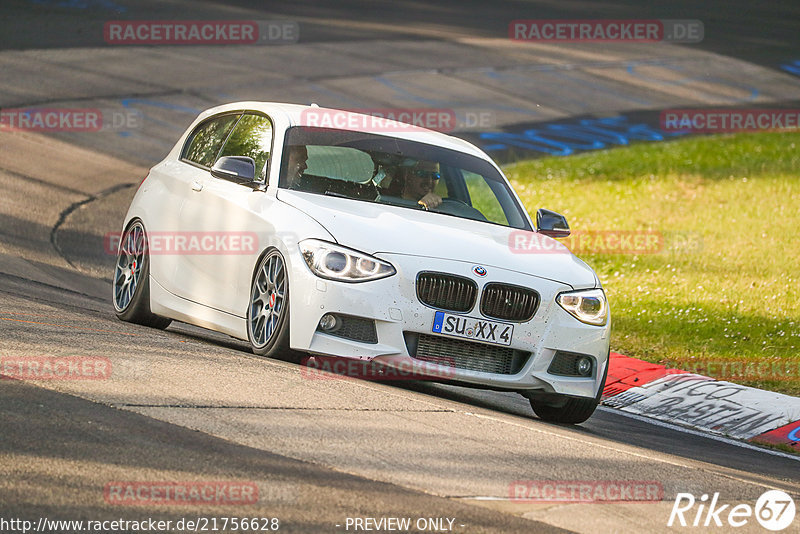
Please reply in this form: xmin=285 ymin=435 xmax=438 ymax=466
xmin=668 ymin=490 xmax=796 ymax=531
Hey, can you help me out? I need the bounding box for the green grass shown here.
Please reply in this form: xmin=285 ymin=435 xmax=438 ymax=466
xmin=748 ymin=440 xmax=800 ymax=455
xmin=505 ymin=131 xmax=800 ymax=396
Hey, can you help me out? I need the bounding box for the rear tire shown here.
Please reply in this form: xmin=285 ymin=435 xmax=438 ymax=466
xmin=247 ymin=249 xmax=303 ymax=363
xmin=112 ymin=220 xmax=172 ymax=329
xmin=528 ymin=355 xmax=609 ymax=424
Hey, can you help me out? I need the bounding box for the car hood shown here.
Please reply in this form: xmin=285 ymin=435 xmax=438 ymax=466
xmin=278 ymin=191 xmax=597 ymax=287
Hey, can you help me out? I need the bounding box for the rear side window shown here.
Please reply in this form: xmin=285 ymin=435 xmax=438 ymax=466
xmin=217 ymin=114 xmax=273 ymax=180
xmin=182 ymin=114 xmax=240 ymax=167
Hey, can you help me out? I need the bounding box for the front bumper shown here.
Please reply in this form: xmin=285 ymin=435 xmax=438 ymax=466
xmin=288 ymin=252 xmax=610 ymax=398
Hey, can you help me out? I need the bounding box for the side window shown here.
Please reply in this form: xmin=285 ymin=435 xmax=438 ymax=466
xmin=182 ymin=114 xmax=240 ymax=168
xmin=217 ymin=114 xmax=273 ymax=180
xmin=462 ymin=170 xmax=509 ymax=225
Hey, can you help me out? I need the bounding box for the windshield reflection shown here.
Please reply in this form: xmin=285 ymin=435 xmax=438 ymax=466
xmin=279 ymin=126 xmax=531 ymax=230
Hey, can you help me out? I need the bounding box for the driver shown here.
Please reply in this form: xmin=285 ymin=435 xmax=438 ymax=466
xmin=400 ymin=161 xmax=442 ymax=210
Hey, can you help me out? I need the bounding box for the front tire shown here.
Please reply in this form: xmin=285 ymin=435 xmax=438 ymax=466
xmin=528 ymin=356 xmax=609 ymax=424
xmin=247 ymin=249 xmax=302 ymax=363
xmin=112 ymin=220 xmax=171 ymax=329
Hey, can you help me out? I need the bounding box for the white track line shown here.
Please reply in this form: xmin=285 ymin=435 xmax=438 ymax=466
xmin=597 ymin=406 xmax=800 ymax=462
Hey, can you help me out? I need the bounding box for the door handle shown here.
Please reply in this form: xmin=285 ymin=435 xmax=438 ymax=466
xmin=191 ymin=180 xmax=203 ymax=192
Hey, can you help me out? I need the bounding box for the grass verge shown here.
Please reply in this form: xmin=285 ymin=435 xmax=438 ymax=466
xmin=505 ymin=131 xmax=800 ymax=396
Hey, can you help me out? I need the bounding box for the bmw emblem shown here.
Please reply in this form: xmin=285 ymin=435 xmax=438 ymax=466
xmin=473 ymin=265 xmax=487 ymax=277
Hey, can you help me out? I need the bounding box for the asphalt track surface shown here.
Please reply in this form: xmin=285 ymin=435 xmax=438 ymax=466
xmin=1 ymin=2 xmax=800 ymax=533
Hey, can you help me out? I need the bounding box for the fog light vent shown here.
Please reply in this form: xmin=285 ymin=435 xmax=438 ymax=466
xmin=316 ymin=314 xmax=378 ymax=344
xmin=548 ymin=351 xmax=595 ymax=377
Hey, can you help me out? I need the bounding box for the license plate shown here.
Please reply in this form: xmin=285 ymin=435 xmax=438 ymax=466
xmin=432 ymin=311 xmax=513 ymax=346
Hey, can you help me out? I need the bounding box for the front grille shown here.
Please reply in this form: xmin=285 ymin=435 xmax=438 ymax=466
xmin=318 ymin=315 xmax=378 ymax=344
xmin=480 ymin=283 xmax=539 ymax=322
xmin=548 ymin=351 xmax=594 ymax=377
xmin=416 ymin=272 xmax=477 ymax=312
xmin=405 ymin=333 xmax=529 ymax=375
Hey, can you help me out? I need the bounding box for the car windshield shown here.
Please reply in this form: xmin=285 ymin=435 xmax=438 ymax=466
xmin=279 ymin=126 xmax=531 ymax=230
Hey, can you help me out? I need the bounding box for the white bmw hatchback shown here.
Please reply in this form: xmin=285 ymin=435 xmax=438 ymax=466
xmin=113 ymin=102 xmax=610 ymax=423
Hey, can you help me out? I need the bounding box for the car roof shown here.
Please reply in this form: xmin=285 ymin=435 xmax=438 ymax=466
xmin=196 ymin=101 xmax=491 ymax=161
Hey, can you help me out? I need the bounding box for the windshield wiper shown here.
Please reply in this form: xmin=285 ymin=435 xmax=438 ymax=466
xmin=324 ymin=190 xmax=351 ymax=199
xmin=324 ymin=190 xmax=379 ymax=203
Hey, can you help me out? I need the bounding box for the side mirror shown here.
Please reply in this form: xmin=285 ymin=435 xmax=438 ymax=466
xmin=536 ymin=208 xmax=570 ymax=238
xmin=211 ymin=156 xmax=257 ymax=183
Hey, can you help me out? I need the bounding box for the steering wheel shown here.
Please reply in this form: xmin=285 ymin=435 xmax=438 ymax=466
xmin=440 ymin=198 xmax=469 ymax=207
xmin=433 ymin=198 xmax=487 ymax=221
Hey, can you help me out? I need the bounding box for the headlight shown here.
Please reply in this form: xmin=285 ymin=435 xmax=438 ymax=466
xmin=299 ymin=239 xmax=395 ymax=282
xmin=556 ymin=288 xmax=608 ymax=326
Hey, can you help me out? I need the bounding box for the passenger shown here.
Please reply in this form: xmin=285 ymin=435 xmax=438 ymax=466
xmin=285 ymin=145 xmax=308 ymax=189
